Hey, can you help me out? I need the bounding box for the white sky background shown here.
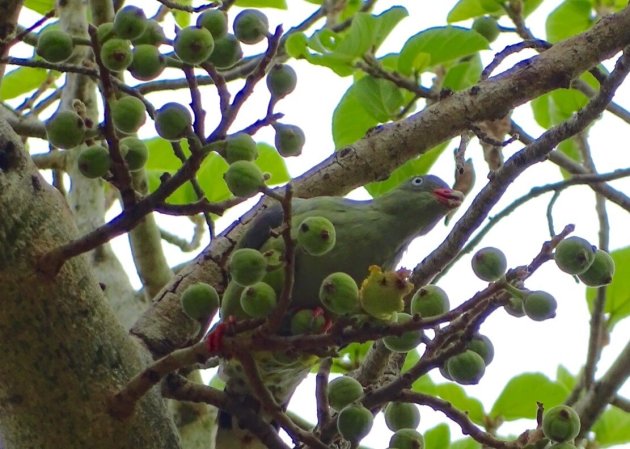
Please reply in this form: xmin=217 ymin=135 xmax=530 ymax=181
xmin=13 ymin=0 xmax=630 ymax=447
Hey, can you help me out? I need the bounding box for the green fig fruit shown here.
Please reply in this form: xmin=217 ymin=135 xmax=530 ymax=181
xmin=111 ymin=95 xmax=146 ymax=133
xmin=207 ymin=33 xmax=243 ymax=68
xmin=240 ymin=281 xmax=277 ymax=318
xmin=389 ymin=428 xmax=425 ymax=449
xmin=384 ymin=402 xmax=421 ymax=431
xmin=219 ymin=281 xmax=248 ymax=320
xmin=446 ymin=350 xmax=486 ymax=385
xmin=119 ymin=136 xmax=148 ymax=171
xmin=154 ymin=102 xmax=192 ymax=140
xmin=46 ymin=110 xmax=85 ymax=149
xmin=77 ymin=145 xmax=111 ymax=178
xmin=266 ymin=64 xmax=297 ymax=99
xmin=36 ymin=29 xmax=74 ymax=63
xmin=197 ymin=9 xmax=228 ymax=39
xmin=225 ymin=133 xmax=258 ymax=163
xmin=113 ymin=5 xmax=147 ymax=40
xmin=383 ymin=312 xmax=424 ymax=353
xmin=468 ymin=334 xmax=494 ymax=365
xmin=319 ymin=272 xmax=360 ymax=315
xmin=524 ymin=290 xmax=557 ymax=321
xmin=228 ymin=248 xmax=267 ymax=287
xmin=549 ymin=443 xmax=578 ymax=449
xmin=542 ymin=405 xmax=581 ymax=443
xmin=359 ymin=266 xmax=412 ymax=321
xmin=223 ymin=160 xmax=265 ymax=198
xmin=337 ymin=404 xmax=373 ymax=442
xmin=132 ymin=19 xmax=165 ymax=46
xmin=410 ymin=285 xmax=450 ymax=318
xmin=274 ymin=123 xmax=305 ymax=157
xmin=297 ymin=216 xmax=336 ymax=256
xmin=174 ymin=26 xmax=214 ymax=65
xmin=504 ymin=296 xmax=526 ymax=317
xmin=471 ymin=247 xmax=507 ymax=282
xmin=290 ymin=308 xmax=327 ymax=335
xmin=181 ymin=282 xmax=220 ymax=320
xmin=100 ymin=38 xmax=133 ymax=72
xmin=233 ymin=9 xmax=269 ymax=45
xmin=554 ymin=236 xmax=596 ymax=275
xmin=97 ymin=22 xmax=115 ymax=44
xmin=129 ymin=44 xmax=165 ymax=80
xmin=327 ymin=376 xmax=364 ymax=412
xmin=578 ymin=249 xmax=615 ymax=287
xmin=472 ymin=16 xmax=500 ymax=42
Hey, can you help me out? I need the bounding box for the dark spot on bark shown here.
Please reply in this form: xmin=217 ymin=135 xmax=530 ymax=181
xmin=440 ymin=88 xmax=453 ymax=99
xmin=31 ymin=175 xmax=42 ymax=191
xmin=0 ymin=140 xmax=17 ymax=171
xmin=470 ymin=86 xmax=480 ymax=96
xmin=218 ymin=410 xmax=233 ymax=429
xmin=338 ymin=147 xmax=352 ymax=158
xmin=144 ymin=369 xmax=161 ymax=383
xmin=99 ymin=282 xmax=106 ymax=291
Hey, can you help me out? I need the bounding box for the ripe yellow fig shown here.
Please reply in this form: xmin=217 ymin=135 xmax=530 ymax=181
xmin=359 ymin=266 xmax=413 ymax=320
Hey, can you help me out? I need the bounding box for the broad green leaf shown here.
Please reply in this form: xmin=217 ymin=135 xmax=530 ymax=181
xmin=425 ymin=424 xmax=450 ymax=449
xmin=556 ymin=365 xmax=576 ymax=392
xmin=144 ymin=137 xmax=188 ymax=171
xmin=330 ymin=342 xmax=373 ymax=373
xmin=546 ymin=0 xmax=593 ymax=43
xmin=370 ymin=6 xmax=408 ymax=50
xmin=448 ymin=0 xmax=493 ymax=23
xmin=196 ymin=153 xmax=230 ymax=203
xmin=365 ymin=143 xmax=448 ymax=197
xmin=147 ymin=169 xmax=196 ymax=205
xmin=411 ymin=374 xmax=437 ymax=395
xmin=398 ymin=27 xmax=488 ymax=76
xmin=235 ymin=0 xmax=287 ymax=8
xmin=451 ymin=438 xmax=482 ymax=449
xmin=0 ymin=67 xmax=49 ymax=100
xmin=254 ymin=142 xmax=289 ymax=186
xmin=434 ymin=383 xmax=485 ymax=425
xmin=523 ymin=0 xmax=545 ymax=17
xmin=24 ymin=0 xmax=54 ymax=14
xmin=531 ymin=88 xmax=589 ymax=128
xmin=586 ymin=246 xmax=630 ymax=329
xmin=285 ymin=32 xmax=309 ymax=59
xmin=592 ymin=406 xmax=630 ymax=447
xmin=491 ymin=373 xmax=568 ymax=420
xmin=353 ymin=76 xmax=404 ymax=122
xmin=172 ymin=0 xmax=192 ymax=28
xmin=443 ymin=54 xmax=483 ymax=91
xmin=332 ymin=84 xmax=378 ymax=148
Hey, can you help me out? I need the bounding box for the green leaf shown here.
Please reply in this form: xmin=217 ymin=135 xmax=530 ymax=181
xmin=447 ymin=0 xmax=490 ymax=23
xmin=450 ymin=437 xmax=482 ymax=449
xmin=434 ymin=383 xmax=485 ymax=425
xmin=490 ymin=373 xmax=568 ymax=420
xmin=254 ymin=142 xmax=289 ymax=186
xmin=24 ymin=0 xmax=54 ymax=14
xmin=523 ymin=0 xmax=545 ymax=16
xmin=235 ymin=0 xmax=287 ymax=8
xmin=398 ymin=27 xmax=488 ymax=76
xmin=144 ymin=137 xmax=187 ymax=171
xmin=330 ymin=342 xmax=373 ymax=373
xmin=546 ymin=0 xmax=593 ymax=43
xmin=586 ymin=246 xmax=630 ymax=329
xmin=196 ymin=153 xmax=231 ymax=203
xmin=556 ymin=365 xmax=576 ymax=392
xmin=0 ymin=67 xmax=50 ymax=100
xmin=172 ymin=0 xmax=192 ymax=28
xmin=285 ymin=32 xmax=309 ymax=59
xmin=442 ymin=54 xmax=483 ymax=91
xmin=353 ymin=76 xmax=404 ymax=122
xmin=530 ymin=88 xmax=589 ymax=128
xmin=332 ymin=83 xmax=379 ymax=148
xmin=365 ymin=143 xmax=448 ymax=197
xmin=592 ymin=406 xmax=630 ymax=447
xmin=411 ymin=374 xmax=437 ymax=395
xmin=147 ymin=169 xmax=196 ymax=205
xmin=425 ymin=424 xmax=451 ymax=449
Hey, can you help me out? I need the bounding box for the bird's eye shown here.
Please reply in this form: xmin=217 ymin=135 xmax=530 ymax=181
xmin=411 ymin=177 xmax=423 ymax=186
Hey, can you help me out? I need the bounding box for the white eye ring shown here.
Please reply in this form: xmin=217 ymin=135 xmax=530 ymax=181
xmin=411 ymin=177 xmax=423 ymax=186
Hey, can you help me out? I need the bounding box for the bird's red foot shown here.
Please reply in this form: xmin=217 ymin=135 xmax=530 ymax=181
xmin=205 ymin=316 xmax=236 ymax=353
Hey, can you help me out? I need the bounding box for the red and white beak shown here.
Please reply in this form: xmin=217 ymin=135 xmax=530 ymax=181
xmin=433 ymin=188 xmax=465 ymax=208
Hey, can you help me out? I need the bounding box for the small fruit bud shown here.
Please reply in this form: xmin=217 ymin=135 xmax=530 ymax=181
xmin=410 ymin=285 xmax=450 ymax=318
xmin=446 ymin=350 xmax=486 ymax=385
xmin=383 ymin=312 xmax=423 ymax=353
xmin=504 ymin=296 xmax=526 ymax=317
xmin=471 ymin=247 xmax=507 ymax=282
xmin=542 ymin=405 xmax=581 ymax=442
xmin=233 ymin=9 xmax=269 ymax=45
xmin=524 ymin=290 xmax=557 ymax=321
xmin=119 ymin=137 xmax=148 ymax=171
xmin=197 ymin=9 xmax=228 ymax=39
xmin=319 ymin=272 xmax=360 ymax=315
xmin=472 ymin=16 xmax=500 ymax=42
xmin=468 ymin=334 xmax=494 ymax=365
xmin=240 ymin=281 xmax=277 ymax=318
xmin=100 ymin=38 xmax=133 ymax=72
xmin=274 ymin=123 xmax=305 ymax=157
xmin=111 ymin=96 xmax=146 ymax=133
xmin=174 ymin=26 xmax=214 ymax=65
xmin=78 ymin=145 xmax=111 ymax=178
xmin=266 ymin=64 xmax=297 ymax=99
xmin=554 ymin=236 xmax=596 ymax=275
xmin=337 ymin=404 xmax=373 ymax=442
xmin=207 ymin=33 xmax=243 ymax=68
xmin=228 ymin=248 xmax=267 ymax=286
xmin=46 ymin=110 xmax=85 ymax=149
xmin=297 ymin=216 xmax=336 ymax=256
xmin=223 ymin=160 xmax=265 ymax=198
xmin=359 ymin=266 xmax=412 ymax=320
xmin=384 ymin=402 xmax=420 ymax=431
xmin=36 ymin=29 xmax=74 ymax=62
xmin=225 ymin=133 xmax=258 ymax=163
xmin=327 ymin=376 xmax=364 ymax=411
xmin=578 ymin=249 xmax=615 ymax=287
xmin=389 ymin=428 xmax=425 ymax=449
xmin=181 ymin=282 xmax=219 ymax=320
xmin=155 ymin=102 xmax=192 ymax=141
